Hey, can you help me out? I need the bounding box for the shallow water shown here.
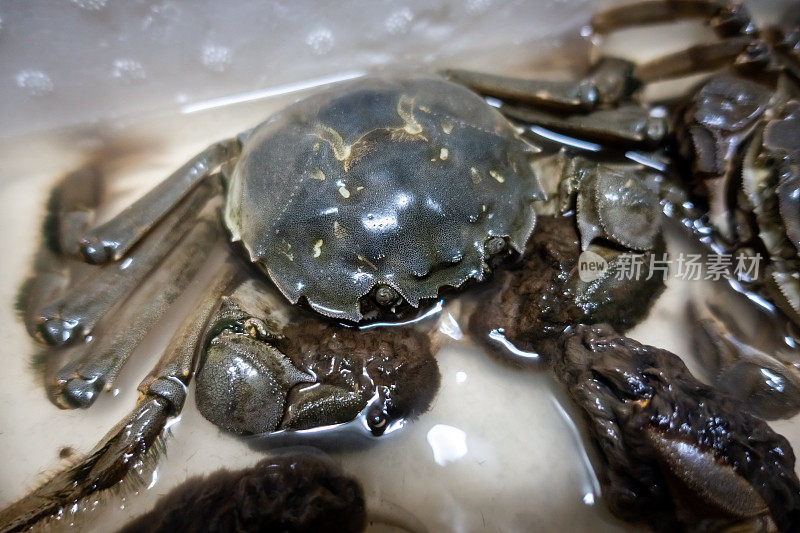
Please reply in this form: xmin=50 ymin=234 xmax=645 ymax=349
xmin=2 ymin=4 xmax=800 ymax=531
xmin=0 ymin=91 xmax=640 ymax=531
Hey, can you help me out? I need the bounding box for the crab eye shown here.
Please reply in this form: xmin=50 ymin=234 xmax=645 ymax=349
xmin=374 ymin=285 xmax=399 ymax=307
xmin=366 ymin=408 xmax=388 ymax=436
xmin=484 ymin=236 xmax=507 ymax=256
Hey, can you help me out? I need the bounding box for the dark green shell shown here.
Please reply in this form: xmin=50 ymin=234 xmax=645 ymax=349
xmin=225 ymin=75 xmax=543 ymax=321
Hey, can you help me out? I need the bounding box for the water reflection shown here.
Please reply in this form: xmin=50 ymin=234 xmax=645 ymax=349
xmin=426 ymin=424 xmax=468 ymax=467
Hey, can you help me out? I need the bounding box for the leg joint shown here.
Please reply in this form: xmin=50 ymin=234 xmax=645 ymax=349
xmin=145 ymin=376 xmax=187 ymax=416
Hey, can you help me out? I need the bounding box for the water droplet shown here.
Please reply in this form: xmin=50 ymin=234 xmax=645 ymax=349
xmin=15 ymin=70 xmax=54 ymax=96
xmin=201 ymin=44 xmax=232 ymax=73
xmin=70 ymin=0 xmax=107 ymax=10
xmin=305 ymin=28 xmax=334 ymax=56
xmin=111 ymin=58 xmax=146 ymax=84
xmin=385 ymin=8 xmax=413 ymax=35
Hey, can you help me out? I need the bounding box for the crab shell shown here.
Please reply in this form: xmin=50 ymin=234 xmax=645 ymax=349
xmin=741 ymin=99 xmax=800 ymax=323
xmin=224 ymin=75 xmax=544 ymax=321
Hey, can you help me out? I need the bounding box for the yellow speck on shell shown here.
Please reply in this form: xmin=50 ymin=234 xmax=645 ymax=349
xmin=312 ymin=169 xmax=325 ymax=180
xmin=313 ymin=240 xmax=323 ymax=258
xmin=333 ymin=220 xmax=347 ymax=239
xmin=313 ymin=124 xmax=352 ymax=161
xmin=470 ymin=167 xmax=481 ymax=184
xmin=397 ymin=94 xmax=423 ymax=135
xmin=490 ymin=170 xmax=505 ymax=183
xmin=441 ymin=120 xmax=454 ymax=134
xmin=358 ymin=254 xmax=378 ymax=271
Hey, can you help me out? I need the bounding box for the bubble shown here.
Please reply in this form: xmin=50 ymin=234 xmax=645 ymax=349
xmin=15 ymin=70 xmax=54 ymax=96
xmin=201 ymin=44 xmax=232 ymax=73
xmin=385 ymin=8 xmax=413 ymax=35
xmin=305 ymin=28 xmax=334 ymax=56
xmin=69 ymin=0 xmax=107 ymax=10
xmin=466 ymin=0 xmax=493 ymax=13
xmin=111 ymin=58 xmax=146 ymax=84
xmin=142 ymin=1 xmax=181 ymax=44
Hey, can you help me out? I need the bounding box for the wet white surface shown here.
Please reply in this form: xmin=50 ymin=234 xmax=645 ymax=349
xmin=2 ymin=92 xmax=799 ymax=533
xmin=0 ymin=111 xmax=640 ymax=530
xmin=1 ymin=1 xmax=799 ymax=531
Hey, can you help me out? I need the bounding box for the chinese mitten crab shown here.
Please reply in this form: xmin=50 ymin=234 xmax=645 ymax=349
xmin=558 ymin=324 xmax=800 ymax=532
xmin=4 ymin=0 xmax=800 ymax=532
xmin=459 ymin=0 xmax=800 ymax=413
xmin=3 ymin=75 xmax=549 ymax=532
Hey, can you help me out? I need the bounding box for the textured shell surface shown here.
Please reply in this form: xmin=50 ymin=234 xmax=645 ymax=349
xmin=224 ymin=75 xmax=544 ymax=321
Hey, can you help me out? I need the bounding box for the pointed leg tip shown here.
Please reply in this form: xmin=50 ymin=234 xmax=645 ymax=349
xmin=79 ymin=238 xmax=113 ymax=264
xmin=58 ymin=377 xmax=103 ymax=409
xmin=38 ymin=318 xmax=79 ymax=346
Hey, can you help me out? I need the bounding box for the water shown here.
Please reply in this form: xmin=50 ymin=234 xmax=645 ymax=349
xmin=1 ymin=5 xmax=800 ymax=531
xmin=2 ymin=79 xmax=798 ymax=533
xmin=0 ymin=76 xmax=649 ymax=532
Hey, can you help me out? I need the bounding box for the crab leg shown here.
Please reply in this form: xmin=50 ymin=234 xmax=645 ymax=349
xmin=633 ymin=36 xmax=753 ymax=82
xmin=50 ymin=202 xmax=223 ymax=409
xmin=18 ymin=166 xmax=104 ymax=338
xmin=36 ymin=176 xmax=222 ymax=346
xmin=591 ymin=1 xmax=749 ymax=37
xmin=46 ymin=166 xmax=105 ymax=256
xmin=770 ymin=26 xmax=800 ymax=84
xmin=80 ymin=138 xmax=241 ymax=264
xmin=136 ymin=266 xmax=242 ymax=399
xmin=584 ymin=57 xmax=639 ymax=105
xmin=442 ymin=69 xmax=599 ymax=111
xmin=0 ymin=263 xmax=241 ymax=533
xmin=502 ymin=103 xmax=668 ymax=147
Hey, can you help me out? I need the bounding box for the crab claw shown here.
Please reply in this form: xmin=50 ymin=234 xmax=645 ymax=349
xmin=688 ymin=299 xmax=800 ymax=420
xmin=194 ymin=280 xmax=440 ymax=437
xmin=764 ymin=101 xmax=800 ymax=258
xmin=196 ymin=333 xmax=315 ymax=435
xmin=573 ymin=159 xmax=662 ymax=251
xmin=556 ymin=324 xmax=800 ymax=532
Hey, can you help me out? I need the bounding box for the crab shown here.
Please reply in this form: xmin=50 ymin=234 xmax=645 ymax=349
xmin=558 ymin=324 xmax=800 ymax=532
xmin=3 ymin=1 xmax=800 ymax=532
